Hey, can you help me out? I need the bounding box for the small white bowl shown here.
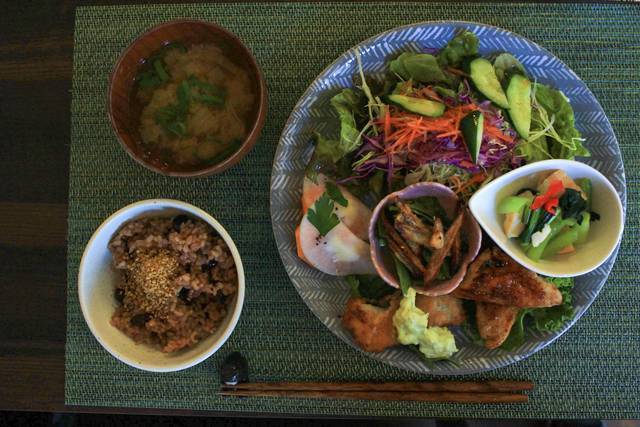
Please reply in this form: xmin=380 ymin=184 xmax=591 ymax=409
xmin=469 ymin=159 xmax=624 ymax=277
xmin=78 ymin=199 xmax=245 ymax=372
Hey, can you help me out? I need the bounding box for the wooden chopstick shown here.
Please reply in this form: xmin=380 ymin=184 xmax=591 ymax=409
xmin=220 ymin=389 xmax=528 ymax=404
xmin=225 ymin=380 xmax=533 ymax=393
xmin=220 ymin=381 xmax=533 ymax=404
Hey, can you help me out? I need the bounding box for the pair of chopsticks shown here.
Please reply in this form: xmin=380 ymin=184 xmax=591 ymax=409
xmin=221 ymin=380 xmax=533 ymax=403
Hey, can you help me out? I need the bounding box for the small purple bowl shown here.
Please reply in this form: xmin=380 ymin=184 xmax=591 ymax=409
xmin=368 ymin=182 xmax=482 ymax=296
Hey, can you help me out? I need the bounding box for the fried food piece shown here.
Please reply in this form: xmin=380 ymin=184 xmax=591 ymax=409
xmin=394 ymin=202 xmax=443 ymax=250
xmin=423 ymin=208 xmax=464 ymax=285
xmin=450 ymin=232 xmax=462 ymax=270
xmin=415 ymin=294 xmax=466 ymax=327
xmin=431 ymin=217 xmax=445 ymax=249
xmin=453 ymin=247 xmax=562 ymax=308
xmin=382 ymin=215 xmax=425 ymax=275
xmin=342 ymin=296 xmax=400 ymax=352
xmin=475 ymin=302 xmax=520 ymax=349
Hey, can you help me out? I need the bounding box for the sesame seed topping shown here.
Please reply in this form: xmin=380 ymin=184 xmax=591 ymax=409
xmin=123 ymin=249 xmax=180 ymax=315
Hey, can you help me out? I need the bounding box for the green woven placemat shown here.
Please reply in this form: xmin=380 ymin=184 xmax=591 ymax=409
xmin=67 ymin=2 xmax=640 ymax=418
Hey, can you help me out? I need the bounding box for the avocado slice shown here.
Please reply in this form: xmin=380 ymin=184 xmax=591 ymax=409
xmin=387 ymin=94 xmax=445 ymax=117
xmin=460 ymin=110 xmax=484 ymax=163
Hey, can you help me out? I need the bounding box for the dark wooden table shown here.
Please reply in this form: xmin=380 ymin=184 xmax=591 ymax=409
xmin=0 ymin=1 xmax=75 ymax=412
xmin=0 ymin=0 xmax=221 ymax=414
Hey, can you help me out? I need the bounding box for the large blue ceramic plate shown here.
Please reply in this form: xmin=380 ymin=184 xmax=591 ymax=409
xmin=270 ymin=22 xmax=627 ymax=374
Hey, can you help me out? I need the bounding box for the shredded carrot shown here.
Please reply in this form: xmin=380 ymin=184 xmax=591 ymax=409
xmin=483 ymin=124 xmax=515 ymax=143
xmin=383 ymin=106 xmax=391 ymax=141
xmin=381 ymin=104 xmax=479 ymax=153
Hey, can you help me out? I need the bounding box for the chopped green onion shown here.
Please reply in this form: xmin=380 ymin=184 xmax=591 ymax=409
xmin=166 ymin=121 xmax=187 ymax=137
xmin=195 ymin=94 xmax=225 ymax=106
xmin=177 ymin=80 xmax=191 ymax=113
xmin=520 ymin=208 xmax=542 ymax=244
xmin=153 ymin=59 xmax=169 ymax=82
xmin=187 ymin=76 xmax=226 ymax=107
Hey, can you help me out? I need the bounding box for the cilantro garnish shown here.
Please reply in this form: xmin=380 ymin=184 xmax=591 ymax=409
xmin=325 ymin=182 xmax=348 ymax=207
xmin=307 ymin=193 xmax=340 ymax=236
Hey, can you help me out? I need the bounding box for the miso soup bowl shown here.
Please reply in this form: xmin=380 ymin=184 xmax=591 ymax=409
xmin=108 ymin=20 xmax=267 ymax=177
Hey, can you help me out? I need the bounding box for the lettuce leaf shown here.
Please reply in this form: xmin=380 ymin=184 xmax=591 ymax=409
xmin=499 ymin=277 xmax=575 ymax=350
xmin=437 ymin=30 xmax=479 ymax=68
xmin=305 ymin=132 xmax=352 ymax=181
xmin=499 ymin=309 xmax=529 ymax=351
xmin=518 ymin=84 xmax=590 ymax=162
xmin=493 ymin=53 xmax=526 ymax=82
xmin=529 ymin=277 xmax=575 ymax=332
xmin=306 ymin=88 xmax=366 ymax=180
xmin=516 ymin=135 xmax=550 ymax=162
xmin=330 ymin=88 xmax=364 ymax=153
xmin=390 ymin=53 xmax=449 ymax=83
xmin=535 ymin=84 xmax=589 ymax=158
xmin=347 ymin=274 xmax=395 ymax=301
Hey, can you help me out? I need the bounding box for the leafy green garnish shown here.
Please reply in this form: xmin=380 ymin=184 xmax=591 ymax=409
xmin=518 ymin=83 xmax=589 ymax=161
xmin=325 ymin=182 xmax=348 ymax=207
xmin=390 ymin=53 xmax=448 ymax=83
xmin=437 ymin=30 xmax=479 ymax=68
xmin=393 ymin=255 xmax=412 ymax=296
xmin=461 ymin=300 xmax=484 ymax=345
xmin=500 ymin=277 xmax=575 ymax=350
xmin=305 ymin=133 xmax=353 ymax=182
xmin=346 ymin=275 xmax=361 ymax=297
xmin=306 ymin=193 xmax=340 ymax=236
xmin=346 ymin=274 xmax=395 ymax=301
xmin=499 ymin=309 xmax=528 ymax=351
xmin=529 ymin=277 xmax=575 ymax=332
xmin=409 ymin=196 xmax=449 ymax=226
xmin=493 ymin=53 xmax=526 ymax=82
xmin=559 ymin=189 xmax=587 ymax=222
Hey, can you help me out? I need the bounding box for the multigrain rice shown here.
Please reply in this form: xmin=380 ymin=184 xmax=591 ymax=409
xmin=108 ymin=215 xmax=237 ymax=352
